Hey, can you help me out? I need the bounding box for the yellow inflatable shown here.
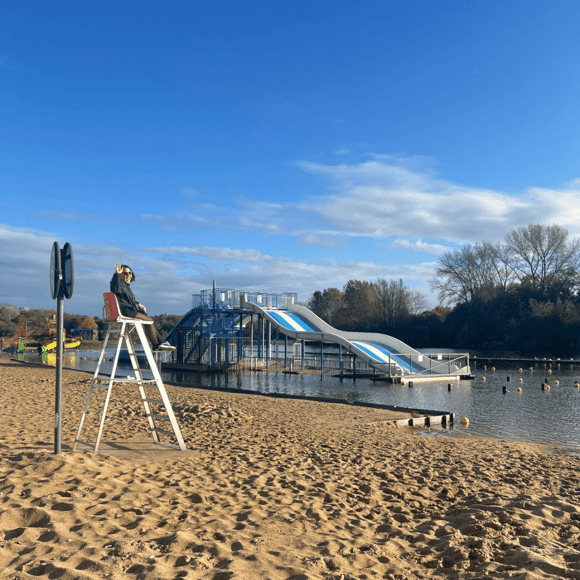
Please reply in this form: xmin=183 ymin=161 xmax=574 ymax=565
xmin=41 ymin=339 xmax=81 ymax=352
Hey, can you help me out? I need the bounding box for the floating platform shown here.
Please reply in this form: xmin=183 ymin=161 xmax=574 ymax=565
xmin=472 ymin=356 xmax=580 ymax=366
xmin=332 ymin=373 xmax=473 ymax=383
xmin=161 ymin=361 xmax=240 ymax=373
xmin=390 ymin=413 xmax=455 ymax=428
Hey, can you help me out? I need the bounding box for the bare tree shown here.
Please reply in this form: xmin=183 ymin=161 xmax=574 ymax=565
xmin=376 ymin=279 xmax=404 ymax=327
xmin=505 ymin=224 xmax=580 ymax=295
xmin=376 ymin=279 xmax=427 ymax=326
xmin=408 ymin=289 xmax=429 ymax=314
xmin=490 ymin=241 xmax=516 ymax=294
xmin=0 ymin=307 xmax=18 ymax=337
xmin=431 ymin=243 xmax=504 ymax=305
xmin=432 ymin=224 xmax=580 ymax=306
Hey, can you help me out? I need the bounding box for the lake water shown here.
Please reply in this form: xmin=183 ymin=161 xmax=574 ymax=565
xmin=9 ymin=350 xmax=580 ymax=452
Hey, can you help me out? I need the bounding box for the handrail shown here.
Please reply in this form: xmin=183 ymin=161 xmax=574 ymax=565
xmin=192 ymin=288 xmax=297 ymax=310
xmin=371 ymin=352 xmax=469 ymax=377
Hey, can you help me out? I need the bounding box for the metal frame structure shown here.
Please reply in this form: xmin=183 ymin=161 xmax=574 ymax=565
xmin=166 ymin=287 xmax=297 ymax=370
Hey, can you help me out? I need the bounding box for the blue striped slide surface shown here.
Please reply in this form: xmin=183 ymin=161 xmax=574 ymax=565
xmin=266 ymin=312 xmax=414 ymax=372
xmin=351 ymin=341 xmax=411 ymax=371
xmin=268 ymin=311 xmax=320 ymax=332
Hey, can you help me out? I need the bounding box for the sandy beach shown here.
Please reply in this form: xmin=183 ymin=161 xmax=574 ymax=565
xmin=1 ymin=358 xmax=580 ymax=579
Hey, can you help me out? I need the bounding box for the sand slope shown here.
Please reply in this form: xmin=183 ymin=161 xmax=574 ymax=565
xmin=1 ymin=358 xmax=580 ymax=579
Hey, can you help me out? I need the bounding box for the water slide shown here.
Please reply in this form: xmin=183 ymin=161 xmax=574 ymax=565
xmin=240 ymin=296 xmax=470 ymax=378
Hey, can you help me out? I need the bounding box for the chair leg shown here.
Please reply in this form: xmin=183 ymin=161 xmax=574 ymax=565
xmin=125 ymin=328 xmax=160 ymax=443
xmin=135 ymin=324 xmax=186 ymax=451
xmin=93 ymin=321 xmax=127 ymax=452
xmin=73 ymin=326 xmax=114 ymax=450
xmin=74 ymin=320 xmax=186 ymax=453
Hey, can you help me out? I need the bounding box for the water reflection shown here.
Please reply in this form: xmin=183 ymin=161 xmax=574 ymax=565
xmin=39 ymin=352 xmax=80 ymax=367
xmin=8 ymin=351 xmax=580 ymax=450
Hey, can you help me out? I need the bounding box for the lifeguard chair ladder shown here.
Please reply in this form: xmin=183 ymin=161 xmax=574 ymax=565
xmin=73 ymin=292 xmax=186 ymax=453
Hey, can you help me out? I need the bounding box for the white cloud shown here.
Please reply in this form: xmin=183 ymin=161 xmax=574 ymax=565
xmin=141 ymin=213 xmax=216 ymax=231
xmin=389 ymin=238 xmax=452 ymax=255
xmin=527 ymin=186 xmax=580 ymax=232
xmin=149 ymin=246 xmax=275 ymax=263
xmin=34 ymin=210 xmax=125 ymax=224
xmin=137 ymin=157 xmax=579 ymax=250
xmin=0 ymin=225 xmax=437 ymax=315
xmin=141 ymin=245 xmax=437 ymax=304
xmin=295 ymin=157 xmax=580 ymax=243
xmin=35 ymin=210 xmax=220 ymax=232
xmin=295 ymin=233 xmax=345 ymax=249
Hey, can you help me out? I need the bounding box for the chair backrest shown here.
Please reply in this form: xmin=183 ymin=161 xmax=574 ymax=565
xmin=103 ymin=292 xmax=122 ymax=321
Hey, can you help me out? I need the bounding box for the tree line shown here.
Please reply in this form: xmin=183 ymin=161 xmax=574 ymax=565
xmin=0 ymin=304 xmax=180 ymax=344
xmin=308 ymin=279 xmax=428 ymax=331
xmin=308 ymin=225 xmax=580 ymax=356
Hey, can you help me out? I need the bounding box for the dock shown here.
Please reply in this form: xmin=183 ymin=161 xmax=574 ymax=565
xmin=471 ymin=356 xmax=580 ymax=367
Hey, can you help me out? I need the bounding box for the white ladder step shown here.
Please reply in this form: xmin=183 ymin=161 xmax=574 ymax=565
xmin=148 ymin=412 xmax=170 ymax=421
xmin=96 ymin=375 xmax=156 ymax=383
xmin=73 ymin=317 xmax=186 ymax=453
xmin=150 ymin=426 xmax=175 ymax=436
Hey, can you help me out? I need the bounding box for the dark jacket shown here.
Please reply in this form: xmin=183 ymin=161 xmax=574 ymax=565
xmin=110 ymin=272 xmax=145 ymax=318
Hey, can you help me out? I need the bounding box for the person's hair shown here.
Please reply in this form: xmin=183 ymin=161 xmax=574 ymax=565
xmin=121 ymin=264 xmax=135 ymax=283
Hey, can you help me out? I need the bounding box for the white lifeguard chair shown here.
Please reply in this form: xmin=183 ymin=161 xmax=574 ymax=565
xmin=73 ymin=292 xmax=186 ymax=453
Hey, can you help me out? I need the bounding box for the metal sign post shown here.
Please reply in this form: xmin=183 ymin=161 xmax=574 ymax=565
xmin=50 ymin=242 xmax=74 ymax=454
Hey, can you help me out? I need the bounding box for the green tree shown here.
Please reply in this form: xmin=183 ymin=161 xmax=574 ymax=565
xmin=336 ymin=280 xmax=379 ymax=330
xmin=308 ymin=288 xmax=343 ymax=324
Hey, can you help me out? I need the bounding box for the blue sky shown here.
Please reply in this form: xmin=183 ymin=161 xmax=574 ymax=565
xmin=2 ymin=1 xmax=579 ymax=316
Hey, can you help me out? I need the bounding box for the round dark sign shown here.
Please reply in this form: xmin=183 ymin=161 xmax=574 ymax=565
xmin=61 ymin=242 xmax=74 ymax=299
xmin=50 ymin=241 xmax=61 ymax=299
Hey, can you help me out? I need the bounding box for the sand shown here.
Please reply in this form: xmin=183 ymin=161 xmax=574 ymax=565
xmin=1 ymin=358 xmax=580 ymax=579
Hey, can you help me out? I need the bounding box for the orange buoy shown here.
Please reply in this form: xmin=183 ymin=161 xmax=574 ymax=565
xmin=516 ymin=386 xmax=522 ymax=392
xmin=460 ymin=417 xmax=469 ymax=427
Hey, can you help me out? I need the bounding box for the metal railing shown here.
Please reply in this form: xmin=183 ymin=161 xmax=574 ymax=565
xmin=370 ymin=352 xmax=470 ymax=377
xmin=192 ymin=289 xmax=297 ymax=310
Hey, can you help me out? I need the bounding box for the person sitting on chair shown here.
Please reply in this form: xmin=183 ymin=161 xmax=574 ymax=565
xmin=110 ymin=264 xmax=175 ymax=351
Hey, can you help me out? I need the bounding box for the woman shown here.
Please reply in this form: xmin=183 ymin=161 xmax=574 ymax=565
xmin=110 ymin=264 xmax=175 ymax=351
